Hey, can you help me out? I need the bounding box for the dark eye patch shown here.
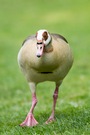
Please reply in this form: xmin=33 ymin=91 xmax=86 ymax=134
xmin=43 ymin=31 xmax=48 ymax=41
xmin=37 ymin=42 xmax=43 ymax=45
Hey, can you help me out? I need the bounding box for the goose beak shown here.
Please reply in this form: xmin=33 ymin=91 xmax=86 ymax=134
xmin=36 ymin=42 xmax=44 ymax=58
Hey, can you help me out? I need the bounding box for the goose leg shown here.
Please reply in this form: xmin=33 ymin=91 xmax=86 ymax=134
xmin=20 ymin=83 xmax=38 ymax=127
xmin=45 ymin=86 xmax=59 ymax=124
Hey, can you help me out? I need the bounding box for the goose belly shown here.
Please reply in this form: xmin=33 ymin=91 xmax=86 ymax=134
xmin=18 ymin=41 xmax=73 ymax=83
xmin=21 ymin=59 xmax=72 ymax=83
xmin=23 ymin=68 xmax=62 ymax=83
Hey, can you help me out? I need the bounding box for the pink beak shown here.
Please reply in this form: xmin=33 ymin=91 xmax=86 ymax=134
xmin=36 ymin=42 xmax=44 ymax=58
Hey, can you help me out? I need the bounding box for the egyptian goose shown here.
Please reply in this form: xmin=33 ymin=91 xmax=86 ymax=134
xmin=18 ymin=29 xmax=73 ymax=127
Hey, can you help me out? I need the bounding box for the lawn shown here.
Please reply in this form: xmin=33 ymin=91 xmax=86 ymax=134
xmin=0 ymin=0 xmax=90 ymax=135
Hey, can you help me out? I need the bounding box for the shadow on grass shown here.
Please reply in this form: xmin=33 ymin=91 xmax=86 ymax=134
xmin=33 ymin=106 xmax=90 ymax=134
xmin=0 ymin=106 xmax=89 ymax=135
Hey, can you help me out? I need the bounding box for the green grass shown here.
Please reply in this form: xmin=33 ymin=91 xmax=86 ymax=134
xmin=0 ymin=0 xmax=90 ymax=134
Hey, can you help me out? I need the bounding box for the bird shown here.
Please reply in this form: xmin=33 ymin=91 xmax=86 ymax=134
xmin=18 ymin=29 xmax=73 ymax=127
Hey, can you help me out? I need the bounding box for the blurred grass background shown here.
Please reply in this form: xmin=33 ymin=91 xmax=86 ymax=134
xmin=0 ymin=0 xmax=90 ymax=135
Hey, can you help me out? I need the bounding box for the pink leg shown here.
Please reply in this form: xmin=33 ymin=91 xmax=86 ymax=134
xmin=46 ymin=86 xmax=59 ymax=124
xmin=20 ymin=93 xmax=38 ymax=127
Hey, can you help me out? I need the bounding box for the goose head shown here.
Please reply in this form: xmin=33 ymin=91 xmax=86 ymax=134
xmin=36 ymin=29 xmax=51 ymax=58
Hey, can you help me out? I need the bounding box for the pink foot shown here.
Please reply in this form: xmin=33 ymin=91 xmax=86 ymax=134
xmin=20 ymin=113 xmax=38 ymax=127
xmin=45 ymin=116 xmax=55 ymax=124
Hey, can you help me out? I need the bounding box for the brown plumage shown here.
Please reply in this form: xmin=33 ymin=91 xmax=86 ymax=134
xmin=18 ymin=29 xmax=73 ymax=127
